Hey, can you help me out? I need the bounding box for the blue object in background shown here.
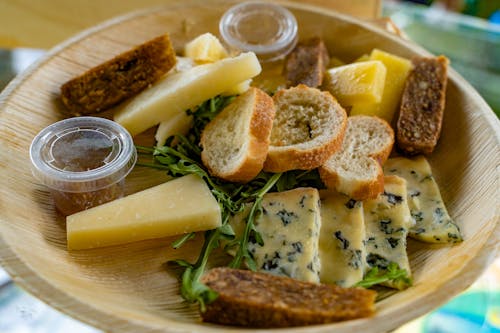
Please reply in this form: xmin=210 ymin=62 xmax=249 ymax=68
xmin=422 ymin=291 xmax=500 ymax=333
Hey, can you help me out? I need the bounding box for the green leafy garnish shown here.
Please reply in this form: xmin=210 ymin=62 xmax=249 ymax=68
xmin=354 ymin=262 xmax=412 ymax=289
xmin=137 ymin=95 xmax=325 ymax=310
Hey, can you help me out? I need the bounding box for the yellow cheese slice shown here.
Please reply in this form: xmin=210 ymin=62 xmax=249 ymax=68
xmin=323 ymin=60 xmax=387 ymax=106
xmin=351 ymin=49 xmax=412 ymax=122
xmin=114 ymin=52 xmax=262 ymax=136
xmin=184 ymin=32 xmax=228 ymax=63
xmin=319 ymin=190 xmax=366 ymax=287
xmin=155 ymin=112 xmax=193 ymax=147
xmin=66 ymin=174 xmax=221 ymax=250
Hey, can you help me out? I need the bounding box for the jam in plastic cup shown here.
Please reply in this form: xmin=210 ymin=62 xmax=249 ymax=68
xmin=30 ymin=117 xmax=137 ymax=216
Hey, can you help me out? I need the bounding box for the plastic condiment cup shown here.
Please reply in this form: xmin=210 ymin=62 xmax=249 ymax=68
xmin=219 ymin=1 xmax=298 ymax=62
xmin=30 ymin=116 xmax=137 ymax=216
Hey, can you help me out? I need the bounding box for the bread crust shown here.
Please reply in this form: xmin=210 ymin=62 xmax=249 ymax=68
xmin=200 ymin=267 xmax=376 ymax=327
xmin=60 ymin=34 xmax=176 ymax=115
xmin=264 ymin=85 xmax=347 ymax=173
xmin=201 ymin=88 xmax=275 ymax=183
xmin=319 ymin=115 xmax=394 ymax=200
xmin=396 ymin=56 xmax=448 ymax=155
xmin=319 ymin=158 xmax=385 ymax=201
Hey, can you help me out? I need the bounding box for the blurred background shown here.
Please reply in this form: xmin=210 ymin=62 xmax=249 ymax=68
xmin=0 ymin=0 xmax=498 ymax=332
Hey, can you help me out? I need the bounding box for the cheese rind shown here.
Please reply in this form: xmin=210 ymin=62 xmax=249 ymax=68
xmin=363 ymin=175 xmax=412 ymax=289
xmin=319 ymin=191 xmax=366 ymax=287
xmin=114 ymin=52 xmax=262 ymax=136
xmin=66 ymin=174 xmax=221 ymax=250
xmin=229 ymin=188 xmax=321 ymax=283
xmin=384 ymin=156 xmax=462 ymax=243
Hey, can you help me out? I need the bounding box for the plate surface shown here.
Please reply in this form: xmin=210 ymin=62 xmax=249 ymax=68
xmin=0 ymin=0 xmax=499 ymax=332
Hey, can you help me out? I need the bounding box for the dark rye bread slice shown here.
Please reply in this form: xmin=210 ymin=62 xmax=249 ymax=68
xmin=61 ymin=34 xmax=176 ymax=115
xmin=283 ymin=37 xmax=330 ymax=88
xmin=200 ymin=267 xmax=376 ymax=328
xmin=396 ymin=55 xmax=449 ymax=155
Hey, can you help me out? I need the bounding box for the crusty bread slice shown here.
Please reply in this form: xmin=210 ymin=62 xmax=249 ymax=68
xmin=263 ymin=84 xmax=347 ymax=172
xmin=200 ymin=267 xmax=376 ymax=327
xmin=319 ymin=115 xmax=394 ymax=200
xmin=201 ymin=87 xmax=275 ymax=183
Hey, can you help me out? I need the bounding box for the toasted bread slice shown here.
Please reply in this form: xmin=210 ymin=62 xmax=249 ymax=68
xmin=200 ymin=267 xmax=376 ymax=327
xmin=396 ymin=56 xmax=449 ymax=155
xmin=264 ymin=85 xmax=347 ymax=172
xmin=61 ymin=34 xmax=176 ymax=115
xmin=319 ymin=115 xmax=394 ymax=200
xmin=283 ymin=37 xmax=330 ymax=88
xmin=201 ymin=87 xmax=275 ymax=182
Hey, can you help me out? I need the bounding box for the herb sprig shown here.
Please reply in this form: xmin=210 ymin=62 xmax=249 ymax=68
xmin=354 ymin=262 xmax=412 ymax=289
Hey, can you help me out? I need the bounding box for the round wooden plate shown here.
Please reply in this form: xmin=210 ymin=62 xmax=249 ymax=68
xmin=0 ymin=0 xmax=499 ymax=332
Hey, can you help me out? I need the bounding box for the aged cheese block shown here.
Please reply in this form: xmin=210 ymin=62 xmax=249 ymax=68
xmin=114 ymin=52 xmax=262 ymax=136
xmin=363 ymin=175 xmax=412 ymax=290
xmin=384 ymin=156 xmax=463 ymax=243
xmin=229 ymin=188 xmax=322 ymax=283
xmin=322 ymin=60 xmax=386 ymax=106
xmin=319 ymin=191 xmax=366 ymax=287
xmin=66 ymin=174 xmax=221 ymax=250
xmin=350 ymin=49 xmax=412 ymax=123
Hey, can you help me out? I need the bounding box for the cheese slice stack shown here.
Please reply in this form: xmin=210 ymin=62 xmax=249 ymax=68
xmin=66 ymin=174 xmax=221 ymax=250
xmin=384 ymin=156 xmax=462 ymax=243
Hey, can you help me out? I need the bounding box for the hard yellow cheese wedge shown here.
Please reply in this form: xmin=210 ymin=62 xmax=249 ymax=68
xmin=66 ymin=174 xmax=221 ymax=250
xmin=155 ymin=112 xmax=193 ymax=147
xmin=323 ymin=60 xmax=386 ymax=106
xmin=114 ymin=52 xmax=262 ymax=136
xmin=350 ymin=49 xmax=412 ymax=122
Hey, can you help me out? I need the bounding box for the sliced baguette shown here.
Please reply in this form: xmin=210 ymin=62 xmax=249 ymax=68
xmin=263 ymin=84 xmax=347 ymax=172
xmin=201 ymin=87 xmax=275 ymax=183
xmin=319 ymin=115 xmax=394 ymax=200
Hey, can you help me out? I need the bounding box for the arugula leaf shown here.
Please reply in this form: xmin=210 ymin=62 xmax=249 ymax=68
xmin=354 ymin=262 xmax=412 ymax=289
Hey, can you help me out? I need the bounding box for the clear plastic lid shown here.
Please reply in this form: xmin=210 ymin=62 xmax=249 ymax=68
xmin=219 ymin=1 xmax=298 ymax=62
xmin=30 ymin=117 xmax=137 ymax=193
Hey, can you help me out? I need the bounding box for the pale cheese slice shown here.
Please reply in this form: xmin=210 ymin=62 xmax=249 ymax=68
xmin=66 ymin=174 xmax=221 ymax=250
xmin=228 ymin=188 xmax=321 ymax=283
xmin=155 ymin=112 xmax=193 ymax=147
xmin=184 ymin=32 xmax=228 ymax=63
xmin=384 ymin=156 xmax=463 ymax=243
xmin=363 ymin=175 xmax=412 ymax=290
xmin=114 ymin=52 xmax=262 ymax=136
xmin=319 ymin=191 xmax=366 ymax=287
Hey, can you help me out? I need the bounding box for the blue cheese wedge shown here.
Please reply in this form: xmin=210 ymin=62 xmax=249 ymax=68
xmin=384 ymin=156 xmax=463 ymax=243
xmin=363 ymin=175 xmax=412 ymax=290
xmin=229 ymin=188 xmax=321 ymax=283
xmin=319 ymin=191 xmax=366 ymax=287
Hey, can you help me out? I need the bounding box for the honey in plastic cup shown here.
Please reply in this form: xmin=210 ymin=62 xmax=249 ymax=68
xmin=30 ymin=117 xmax=137 ymax=216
